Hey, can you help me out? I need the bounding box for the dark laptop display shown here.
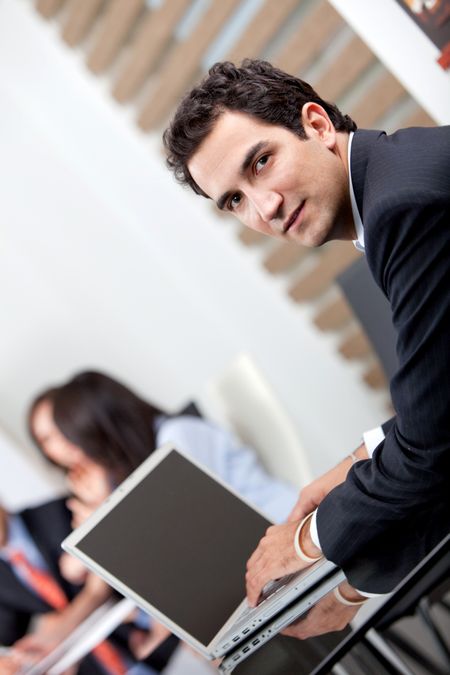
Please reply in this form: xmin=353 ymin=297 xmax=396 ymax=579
xmin=76 ymin=450 xmax=270 ymax=646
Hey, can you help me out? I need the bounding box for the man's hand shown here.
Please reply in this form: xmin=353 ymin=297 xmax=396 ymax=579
xmin=287 ymin=443 xmax=368 ymax=523
xmin=14 ymin=612 xmax=63 ymax=658
xmin=281 ymin=582 xmax=366 ymax=639
xmin=16 ymin=578 xmax=112 ymax=659
xmin=128 ymin=621 xmax=171 ymax=660
xmin=246 ymin=520 xmax=321 ymax=607
xmin=0 ymin=652 xmax=24 ymax=675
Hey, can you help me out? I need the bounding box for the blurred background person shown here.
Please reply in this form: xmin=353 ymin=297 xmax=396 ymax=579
xmin=0 ymin=495 xmax=134 ymax=675
xmin=27 ymin=370 xmax=298 ymax=665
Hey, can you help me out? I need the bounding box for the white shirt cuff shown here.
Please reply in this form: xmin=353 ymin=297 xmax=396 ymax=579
xmin=309 ymin=509 xmax=322 ymax=551
xmin=311 ymin=510 xmax=385 ymax=598
xmin=356 ymin=588 xmax=386 ymax=598
xmin=363 ymin=426 xmax=385 ymax=458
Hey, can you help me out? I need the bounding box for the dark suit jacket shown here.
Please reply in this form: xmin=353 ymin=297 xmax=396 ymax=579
xmin=0 ymin=498 xmax=106 ymax=674
xmin=317 ymin=126 xmax=450 ymax=593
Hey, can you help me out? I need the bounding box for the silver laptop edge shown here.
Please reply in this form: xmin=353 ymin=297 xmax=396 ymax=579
xmin=213 ymin=558 xmax=337 ymax=657
xmin=62 ymin=444 xmax=340 ymax=660
xmin=219 ymin=570 xmax=346 ymax=673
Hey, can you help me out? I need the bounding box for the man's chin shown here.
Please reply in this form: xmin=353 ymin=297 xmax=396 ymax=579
xmin=292 ymin=227 xmax=329 ymax=249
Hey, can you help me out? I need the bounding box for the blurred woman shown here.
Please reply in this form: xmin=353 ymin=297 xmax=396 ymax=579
xmin=29 ymin=371 xmax=297 ymax=525
xmin=28 ymin=371 xmax=298 ymax=664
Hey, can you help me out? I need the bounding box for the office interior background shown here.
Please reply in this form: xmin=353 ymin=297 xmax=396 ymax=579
xmin=4 ymin=0 xmax=449 ymax=488
xmin=1 ymin=0 xmax=449 ymax=673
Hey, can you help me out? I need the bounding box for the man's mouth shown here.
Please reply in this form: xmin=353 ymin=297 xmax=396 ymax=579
xmin=282 ymin=202 xmax=305 ymax=234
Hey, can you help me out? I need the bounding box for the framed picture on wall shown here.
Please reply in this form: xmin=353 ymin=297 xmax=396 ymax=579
xmin=328 ymin=0 xmax=450 ymax=124
xmin=395 ymin=0 xmax=450 ymax=70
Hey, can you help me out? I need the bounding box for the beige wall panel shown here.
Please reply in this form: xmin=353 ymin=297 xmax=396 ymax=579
xmin=400 ymin=105 xmax=436 ymax=128
xmin=237 ymin=227 xmax=267 ymax=246
xmin=226 ymin=0 xmax=300 ymax=64
xmin=113 ymin=0 xmax=191 ymax=103
xmin=274 ymin=0 xmax=343 ymax=76
xmin=62 ymin=0 xmax=105 ymax=47
xmin=138 ymin=0 xmax=242 ymax=130
xmin=263 ymin=242 xmax=309 ymax=274
xmin=338 ymin=328 xmax=371 ymax=360
xmin=36 ymin=0 xmax=66 ymax=18
xmin=87 ymin=0 xmax=144 ymax=74
xmin=289 ymin=242 xmax=360 ymax=302
xmin=313 ymin=294 xmax=352 ymax=331
xmin=349 ymin=70 xmax=407 ymax=128
xmin=363 ymin=363 xmax=387 ymax=389
xmin=314 ymin=35 xmax=375 ymax=102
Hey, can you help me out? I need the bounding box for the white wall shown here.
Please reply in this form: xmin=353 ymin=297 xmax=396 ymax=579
xmin=0 ymin=0 xmax=388 ymax=481
xmin=329 ymin=0 xmax=450 ymax=125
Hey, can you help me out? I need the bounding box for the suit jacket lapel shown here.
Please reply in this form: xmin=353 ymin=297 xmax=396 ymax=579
xmin=350 ymin=129 xmax=385 ymax=223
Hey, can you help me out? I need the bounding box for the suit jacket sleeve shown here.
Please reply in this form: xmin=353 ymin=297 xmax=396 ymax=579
xmin=316 ymin=145 xmax=450 ymax=592
xmin=0 ymin=596 xmax=31 ymax=645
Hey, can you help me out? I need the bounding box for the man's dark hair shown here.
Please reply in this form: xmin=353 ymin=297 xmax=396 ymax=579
xmin=163 ymin=59 xmax=357 ymax=197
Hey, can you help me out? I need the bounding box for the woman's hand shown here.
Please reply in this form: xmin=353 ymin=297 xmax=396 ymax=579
xmin=67 ymin=460 xmax=111 ymax=507
xmin=66 ymin=497 xmax=95 ymax=529
xmin=59 ymin=552 xmax=88 ymax=585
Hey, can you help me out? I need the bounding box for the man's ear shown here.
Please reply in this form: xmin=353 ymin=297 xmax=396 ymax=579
xmin=301 ymin=102 xmax=337 ymax=148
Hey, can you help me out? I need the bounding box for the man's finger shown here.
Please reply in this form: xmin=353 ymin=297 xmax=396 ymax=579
xmin=246 ymin=567 xmax=273 ymax=606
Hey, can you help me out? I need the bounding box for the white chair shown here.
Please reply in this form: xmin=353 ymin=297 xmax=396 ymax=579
xmin=203 ymin=353 xmax=313 ymax=490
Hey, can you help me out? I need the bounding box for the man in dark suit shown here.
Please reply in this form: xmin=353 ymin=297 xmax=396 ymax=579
xmin=162 ymin=59 xmax=450 ymax=639
xmin=0 ymin=497 xmax=176 ymax=673
xmin=0 ymin=497 xmax=111 ymax=673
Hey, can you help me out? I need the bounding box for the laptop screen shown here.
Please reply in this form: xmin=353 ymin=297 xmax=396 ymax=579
xmin=74 ymin=450 xmax=270 ymax=647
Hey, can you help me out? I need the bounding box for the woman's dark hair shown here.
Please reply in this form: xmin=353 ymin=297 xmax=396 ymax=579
xmin=163 ymin=59 xmax=357 ymax=196
xmin=29 ymin=371 xmax=166 ymax=483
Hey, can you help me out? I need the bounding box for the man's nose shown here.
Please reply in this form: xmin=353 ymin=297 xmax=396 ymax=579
xmin=252 ymin=190 xmax=282 ymax=223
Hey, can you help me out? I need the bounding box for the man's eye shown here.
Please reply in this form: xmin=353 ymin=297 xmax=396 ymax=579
xmin=228 ymin=193 xmax=241 ymax=210
xmin=255 ymin=155 xmax=269 ymax=174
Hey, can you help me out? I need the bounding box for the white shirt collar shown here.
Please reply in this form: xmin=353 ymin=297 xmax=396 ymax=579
xmin=348 ymin=131 xmax=365 ymax=252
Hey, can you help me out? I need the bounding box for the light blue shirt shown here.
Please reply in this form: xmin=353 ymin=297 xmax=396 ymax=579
xmin=155 ymin=415 xmax=298 ymax=524
xmin=0 ymin=514 xmax=50 ymax=586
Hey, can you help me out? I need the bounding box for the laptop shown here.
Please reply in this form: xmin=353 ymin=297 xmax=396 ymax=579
xmin=62 ymin=444 xmax=345 ymax=671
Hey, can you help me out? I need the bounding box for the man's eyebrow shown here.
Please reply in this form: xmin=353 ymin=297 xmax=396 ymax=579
xmin=217 ymin=191 xmax=232 ymax=211
xmin=216 ymin=141 xmax=269 ymax=211
xmin=240 ymin=141 xmax=268 ymax=175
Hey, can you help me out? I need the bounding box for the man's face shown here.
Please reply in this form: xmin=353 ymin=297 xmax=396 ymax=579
xmin=188 ymin=107 xmax=354 ymax=247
